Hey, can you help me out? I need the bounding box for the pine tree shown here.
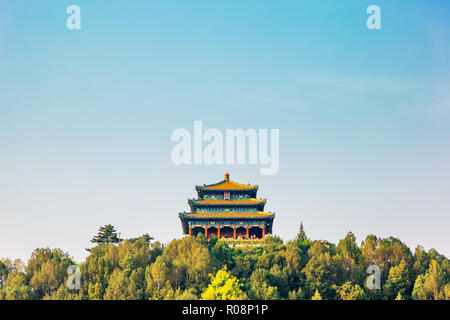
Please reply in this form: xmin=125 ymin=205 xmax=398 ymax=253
xmin=297 ymin=222 xmax=307 ymax=242
xmin=90 ymin=225 xmax=119 ymax=245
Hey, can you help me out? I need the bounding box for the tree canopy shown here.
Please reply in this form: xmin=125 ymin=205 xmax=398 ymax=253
xmin=90 ymin=224 xmax=120 ymax=245
xmin=1 ymin=225 xmax=449 ymax=300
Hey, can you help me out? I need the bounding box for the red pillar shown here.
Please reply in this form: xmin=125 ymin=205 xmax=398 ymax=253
xmin=233 ymin=226 xmax=236 ymax=239
xmin=246 ymin=226 xmax=249 ymax=238
xmin=262 ymin=226 xmax=266 ymax=238
xmin=205 ymin=227 xmax=208 ymax=238
xmin=218 ymin=227 xmax=221 ymax=239
xmin=189 ymin=226 xmax=192 ymax=236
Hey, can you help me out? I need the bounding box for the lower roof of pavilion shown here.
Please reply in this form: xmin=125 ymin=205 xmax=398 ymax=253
xmin=179 ymin=211 xmax=275 ymax=219
xmin=179 ymin=211 xmax=274 ymax=234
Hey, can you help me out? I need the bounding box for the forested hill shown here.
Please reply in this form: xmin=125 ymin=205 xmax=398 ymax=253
xmin=1 ymin=224 xmax=449 ymax=300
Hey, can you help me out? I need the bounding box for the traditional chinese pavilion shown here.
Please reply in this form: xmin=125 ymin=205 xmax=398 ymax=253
xmin=178 ymin=173 xmax=275 ymax=245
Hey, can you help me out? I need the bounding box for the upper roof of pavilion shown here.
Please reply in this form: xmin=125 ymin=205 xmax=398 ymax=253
xmin=195 ymin=173 xmax=258 ymax=192
xmin=189 ymin=198 xmax=266 ymax=206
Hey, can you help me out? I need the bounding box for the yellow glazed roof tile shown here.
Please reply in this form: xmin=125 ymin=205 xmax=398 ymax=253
xmin=190 ymin=199 xmax=265 ymax=205
xmin=181 ymin=211 xmax=275 ymax=219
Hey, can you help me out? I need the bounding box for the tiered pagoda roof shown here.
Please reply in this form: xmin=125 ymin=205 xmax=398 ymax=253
xmin=179 ymin=173 xmax=275 ymax=244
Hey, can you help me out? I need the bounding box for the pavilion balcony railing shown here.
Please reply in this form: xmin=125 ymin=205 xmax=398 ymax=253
xmin=221 ymin=238 xmax=265 ymax=246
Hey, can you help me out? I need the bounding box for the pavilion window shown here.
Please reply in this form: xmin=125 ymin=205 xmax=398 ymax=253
xmin=224 ymin=191 xmax=230 ymax=200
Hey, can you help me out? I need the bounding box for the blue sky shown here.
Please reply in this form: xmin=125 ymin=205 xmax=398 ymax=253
xmin=1 ymin=0 xmax=449 ymax=262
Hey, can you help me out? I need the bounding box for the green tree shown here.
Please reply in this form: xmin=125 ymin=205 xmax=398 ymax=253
xmin=26 ymin=248 xmax=74 ymax=299
xmin=337 ymin=231 xmax=360 ymax=262
xmin=0 ymin=260 xmax=10 ymax=287
xmin=146 ymin=256 xmax=171 ymax=292
xmin=384 ymin=259 xmax=412 ymax=299
xmin=395 ymin=292 xmax=404 ymax=300
xmin=269 ymin=264 xmax=289 ymax=298
xmin=128 ymin=267 xmax=146 ymax=299
xmin=128 ymin=233 xmax=154 ymax=245
xmin=288 ymin=287 xmax=303 ymax=300
xmin=81 ymin=254 xmax=113 ymax=300
xmin=174 ymin=288 xmax=198 ymax=300
xmin=0 ymin=273 xmax=34 ymax=300
xmin=412 ymin=259 xmax=448 ymax=300
xmin=104 ymin=269 xmax=130 ymax=300
xmin=201 ymin=266 xmax=247 ymax=300
xmin=335 ymin=282 xmax=366 ymax=300
xmin=211 ymin=240 xmax=235 ymax=270
xmin=293 ymin=222 xmax=312 ymax=253
xmin=3 ymin=225 xmax=450 ymax=301
xmin=162 ymin=236 xmax=213 ymax=291
xmin=311 ymin=289 xmax=322 ymax=300
xmin=248 ymin=268 xmax=279 ymax=300
xmin=412 ymin=245 xmax=430 ymax=277
xmin=90 ymin=224 xmax=120 ymax=246
xmin=283 ymin=243 xmax=304 ymax=290
xmin=264 ymin=234 xmax=284 ymax=251
xmin=411 ymin=274 xmax=426 ymax=300
xmin=46 ymin=284 xmax=80 ymax=300
xmin=302 ymin=249 xmax=339 ymax=299
xmin=232 ymin=246 xmax=260 ymax=280
xmin=360 ymin=235 xmax=379 ymax=267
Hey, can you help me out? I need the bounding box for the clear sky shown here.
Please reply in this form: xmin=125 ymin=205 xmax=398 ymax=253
xmin=1 ymin=0 xmax=449 ymax=263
